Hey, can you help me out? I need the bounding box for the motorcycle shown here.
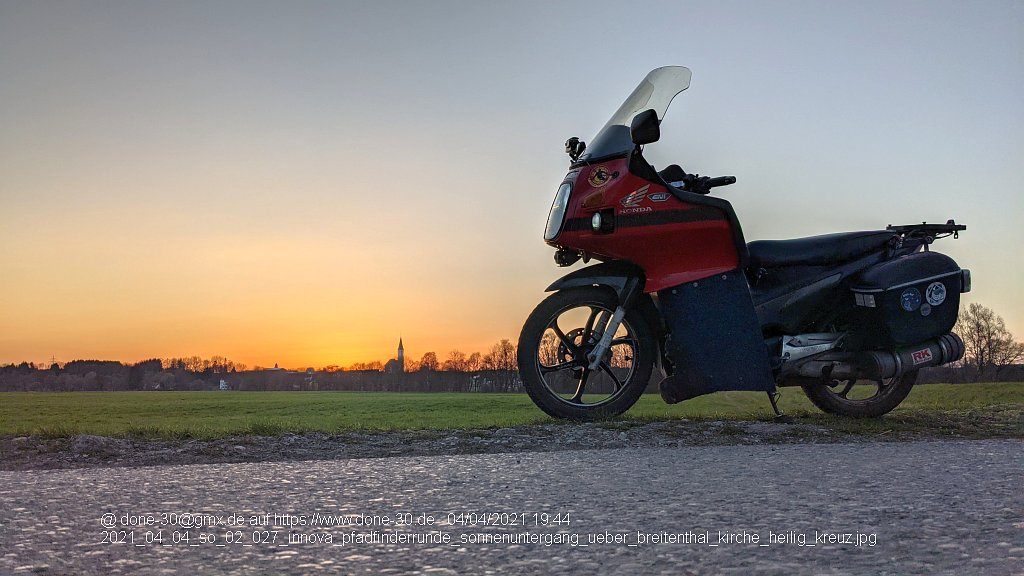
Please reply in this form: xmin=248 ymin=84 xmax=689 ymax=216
xmin=517 ymin=66 xmax=969 ymax=421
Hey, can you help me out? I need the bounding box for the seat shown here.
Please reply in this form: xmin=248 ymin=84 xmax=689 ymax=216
xmin=747 ymin=230 xmax=895 ymax=269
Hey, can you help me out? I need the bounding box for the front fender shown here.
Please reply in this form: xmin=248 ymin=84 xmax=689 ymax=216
xmin=546 ymin=261 xmax=664 ymax=342
xmin=545 ymin=261 xmax=645 ymax=298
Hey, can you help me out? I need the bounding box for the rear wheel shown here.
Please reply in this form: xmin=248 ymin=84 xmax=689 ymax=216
xmin=800 ymin=371 xmax=918 ymax=418
xmin=517 ymin=287 xmax=656 ymax=421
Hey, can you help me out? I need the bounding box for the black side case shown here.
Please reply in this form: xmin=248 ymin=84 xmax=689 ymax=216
xmin=851 ymin=251 xmax=962 ymax=348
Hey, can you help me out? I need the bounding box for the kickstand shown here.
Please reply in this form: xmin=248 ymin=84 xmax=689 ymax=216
xmin=767 ymin=391 xmax=793 ymax=424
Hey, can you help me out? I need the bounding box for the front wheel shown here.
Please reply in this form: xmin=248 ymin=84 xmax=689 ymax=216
xmin=517 ymin=287 xmax=656 ymax=421
xmin=800 ymin=371 xmax=919 ymax=418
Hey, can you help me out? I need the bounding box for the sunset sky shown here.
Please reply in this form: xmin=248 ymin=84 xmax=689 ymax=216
xmin=2 ymin=0 xmax=1021 ymax=368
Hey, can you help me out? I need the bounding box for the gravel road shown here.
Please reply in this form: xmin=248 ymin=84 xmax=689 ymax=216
xmin=1 ymin=439 xmax=1021 ymax=575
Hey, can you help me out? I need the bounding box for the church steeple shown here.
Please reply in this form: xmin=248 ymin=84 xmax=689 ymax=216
xmin=397 ymin=338 xmax=404 ymax=371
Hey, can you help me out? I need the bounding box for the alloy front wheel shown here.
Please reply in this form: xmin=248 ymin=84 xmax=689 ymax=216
xmin=517 ymin=287 xmax=656 ymax=421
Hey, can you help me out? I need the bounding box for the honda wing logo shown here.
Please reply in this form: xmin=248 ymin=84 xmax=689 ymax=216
xmin=621 ymin=185 xmax=650 ymax=208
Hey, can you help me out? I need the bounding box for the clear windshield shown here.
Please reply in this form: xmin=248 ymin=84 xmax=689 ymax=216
xmin=579 ymin=66 xmax=691 ymax=161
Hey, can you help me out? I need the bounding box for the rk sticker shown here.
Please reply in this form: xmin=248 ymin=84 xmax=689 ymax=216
xmin=588 ymin=166 xmax=613 ymax=188
xmin=621 ymin=184 xmax=650 ymax=207
xmin=926 ymin=281 xmax=947 ymax=306
xmin=911 ymin=348 xmax=934 ymax=365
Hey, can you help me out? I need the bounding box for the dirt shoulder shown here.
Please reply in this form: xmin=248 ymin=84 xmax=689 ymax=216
xmin=3 ymin=416 xmax=1021 ymax=471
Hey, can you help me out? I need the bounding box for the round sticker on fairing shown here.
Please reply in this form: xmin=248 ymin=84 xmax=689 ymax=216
xmin=920 ymin=303 xmax=932 ymax=317
xmin=587 ymin=166 xmax=612 ymax=188
xmin=926 ymin=281 xmax=947 ymax=306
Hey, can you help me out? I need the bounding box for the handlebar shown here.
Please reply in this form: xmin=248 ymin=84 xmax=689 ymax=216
xmin=656 ymin=165 xmax=737 ymax=194
xmin=706 ymin=176 xmax=736 ymax=189
xmin=685 ymin=174 xmax=736 ymax=194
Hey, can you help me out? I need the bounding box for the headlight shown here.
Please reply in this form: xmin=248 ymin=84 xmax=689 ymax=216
xmin=544 ymin=182 xmax=572 ymax=241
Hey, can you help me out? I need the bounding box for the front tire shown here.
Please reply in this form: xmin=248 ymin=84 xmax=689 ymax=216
xmin=517 ymin=287 xmax=656 ymax=421
xmin=800 ymin=371 xmax=919 ymax=418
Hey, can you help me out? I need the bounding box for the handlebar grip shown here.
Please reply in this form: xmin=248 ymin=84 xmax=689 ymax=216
xmin=706 ymin=176 xmax=736 ymax=188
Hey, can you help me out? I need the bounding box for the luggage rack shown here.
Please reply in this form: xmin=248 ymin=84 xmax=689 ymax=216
xmin=886 ymin=219 xmax=966 ymax=242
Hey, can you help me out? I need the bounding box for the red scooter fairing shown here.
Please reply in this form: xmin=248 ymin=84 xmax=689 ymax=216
xmin=545 ymin=66 xmax=746 ymax=292
xmin=552 ymin=157 xmax=742 ymax=292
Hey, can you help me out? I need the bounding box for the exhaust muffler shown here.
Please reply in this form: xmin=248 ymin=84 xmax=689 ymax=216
xmin=792 ymin=333 xmax=964 ymax=381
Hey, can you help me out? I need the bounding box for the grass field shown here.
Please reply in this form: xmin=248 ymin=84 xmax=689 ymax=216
xmin=1 ymin=383 xmax=1021 ymax=439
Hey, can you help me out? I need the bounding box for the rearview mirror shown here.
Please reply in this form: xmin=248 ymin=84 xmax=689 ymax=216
xmin=630 ymin=109 xmax=660 ymax=145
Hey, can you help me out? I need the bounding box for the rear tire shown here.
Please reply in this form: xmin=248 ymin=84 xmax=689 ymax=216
xmin=800 ymin=371 xmax=918 ymax=418
xmin=517 ymin=287 xmax=656 ymax=421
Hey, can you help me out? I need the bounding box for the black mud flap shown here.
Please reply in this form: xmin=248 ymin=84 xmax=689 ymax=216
xmin=657 ymin=270 xmax=775 ymax=403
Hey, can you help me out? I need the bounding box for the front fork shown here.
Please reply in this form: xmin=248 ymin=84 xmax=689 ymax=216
xmin=586 ymin=306 xmax=626 ymax=369
xmin=582 ymin=274 xmax=643 ymax=371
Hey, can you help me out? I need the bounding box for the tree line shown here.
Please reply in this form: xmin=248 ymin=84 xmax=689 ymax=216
xmin=0 ymin=359 xmax=523 ymax=393
xmin=336 ymin=339 xmax=517 ymax=373
xmin=950 ymin=303 xmax=1024 ymax=381
xmin=0 ymin=339 xmax=523 ymax=392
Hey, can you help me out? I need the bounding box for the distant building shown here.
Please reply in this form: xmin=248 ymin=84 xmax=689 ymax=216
xmin=384 ymin=338 xmax=405 ymax=374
